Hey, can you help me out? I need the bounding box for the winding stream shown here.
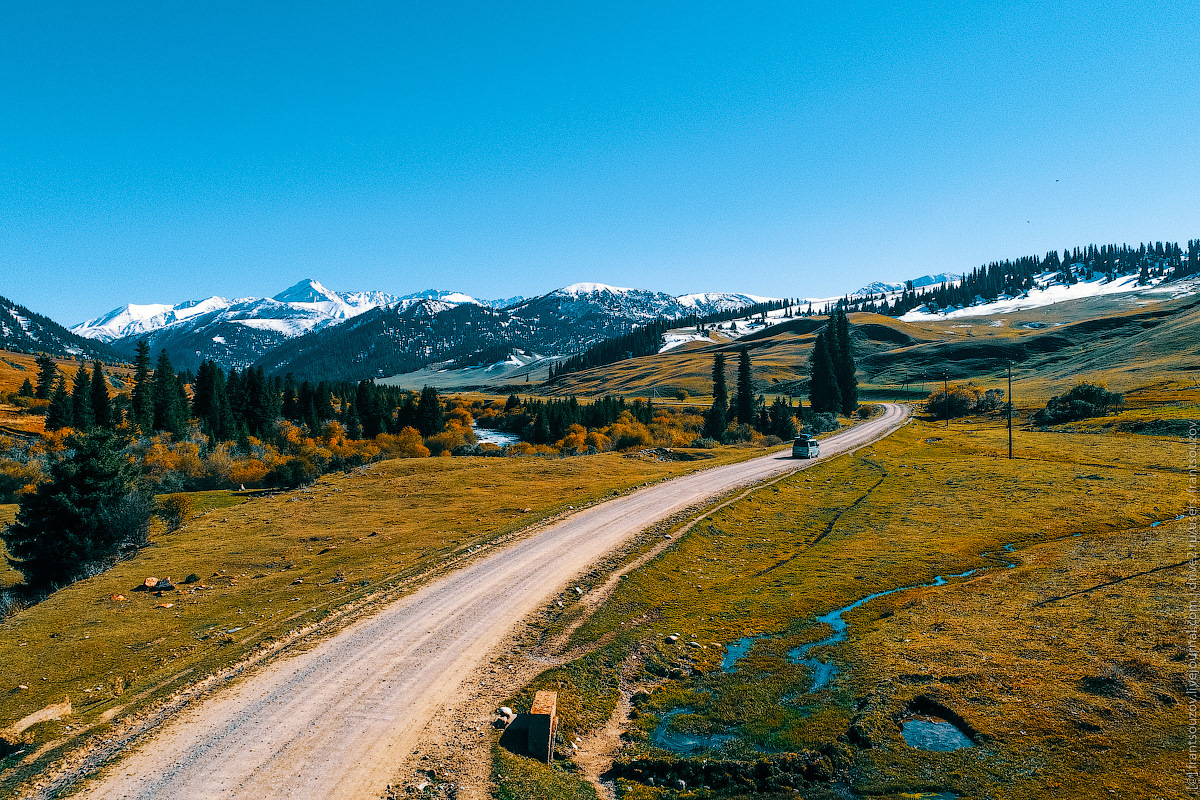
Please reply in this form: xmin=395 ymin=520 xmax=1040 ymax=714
xmin=655 ymin=512 xmax=1187 ymax=755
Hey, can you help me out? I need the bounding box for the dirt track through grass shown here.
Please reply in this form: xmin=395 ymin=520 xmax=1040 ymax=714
xmin=17 ymin=407 xmax=908 ymax=799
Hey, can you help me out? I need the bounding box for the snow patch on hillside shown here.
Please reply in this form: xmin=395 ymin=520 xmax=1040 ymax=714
xmin=899 ymin=273 xmax=1165 ymax=321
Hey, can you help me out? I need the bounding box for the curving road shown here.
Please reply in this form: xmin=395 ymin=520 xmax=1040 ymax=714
xmin=72 ymin=403 xmax=908 ymax=800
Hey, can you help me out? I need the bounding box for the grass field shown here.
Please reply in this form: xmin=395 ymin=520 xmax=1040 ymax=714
xmin=492 ymin=402 xmax=1191 ymax=799
xmin=0 ymin=445 xmax=771 ymax=796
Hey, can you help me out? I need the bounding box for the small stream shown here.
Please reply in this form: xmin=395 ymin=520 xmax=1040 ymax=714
xmin=653 ymin=512 xmax=1188 ymax=756
xmin=472 ymin=426 xmax=522 ymax=447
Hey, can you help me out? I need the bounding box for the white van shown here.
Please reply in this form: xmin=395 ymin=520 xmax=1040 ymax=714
xmin=792 ymin=435 xmax=819 ymax=459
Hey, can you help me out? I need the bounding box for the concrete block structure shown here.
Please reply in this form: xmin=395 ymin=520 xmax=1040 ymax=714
xmin=527 ymin=690 xmax=558 ymax=764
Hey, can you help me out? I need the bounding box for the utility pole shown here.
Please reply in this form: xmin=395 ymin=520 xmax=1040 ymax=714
xmin=1007 ymin=362 xmax=1013 ymax=459
xmin=944 ymin=371 xmax=949 ymax=428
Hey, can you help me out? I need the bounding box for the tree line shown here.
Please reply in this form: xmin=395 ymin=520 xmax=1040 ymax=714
xmin=549 ymin=299 xmax=798 ymax=380
xmin=829 ymin=239 xmax=1197 ymax=317
xmin=34 ymin=341 xmax=453 ymax=445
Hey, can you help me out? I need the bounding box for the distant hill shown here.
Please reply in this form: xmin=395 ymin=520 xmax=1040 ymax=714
xmin=0 ymin=294 xmax=123 ymax=361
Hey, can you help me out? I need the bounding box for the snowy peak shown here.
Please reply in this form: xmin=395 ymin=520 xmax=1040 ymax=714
xmin=72 ymin=297 xmax=234 ymax=341
xmin=395 ymin=289 xmax=481 ymax=309
xmin=851 ymin=273 xmax=963 ymax=299
xmin=555 ymin=282 xmax=635 ymax=296
xmin=272 ymin=278 xmax=342 ymax=305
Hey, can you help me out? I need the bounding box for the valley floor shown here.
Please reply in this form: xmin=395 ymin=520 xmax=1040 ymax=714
xmin=490 ymin=412 xmax=1191 ymax=800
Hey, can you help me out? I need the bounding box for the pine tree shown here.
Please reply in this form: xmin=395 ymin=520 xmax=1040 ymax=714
xmin=17 ymin=378 xmax=34 ymax=397
xmin=45 ymin=378 xmax=71 ymax=431
xmin=35 ymin=355 xmax=58 ymax=400
xmin=769 ymin=397 xmax=797 ymax=439
xmin=71 ymin=365 xmax=94 ymax=429
xmin=734 ymin=348 xmax=754 ymax=426
xmin=833 ymin=309 xmax=858 ymax=415
xmin=345 ymin=401 xmax=362 ymax=440
xmin=281 ymin=374 xmax=300 ymax=421
xmin=703 ymin=352 xmax=729 ymax=441
xmin=130 ymin=340 xmax=153 ymax=430
xmin=416 ymin=386 xmax=444 ymax=436
xmin=2 ymin=431 xmax=149 ymax=589
xmin=192 ymin=361 xmax=235 ymax=442
xmin=808 ymin=331 xmax=841 ymax=415
xmin=152 ymin=350 xmax=185 ymax=436
xmin=90 ymin=362 xmax=112 ymax=429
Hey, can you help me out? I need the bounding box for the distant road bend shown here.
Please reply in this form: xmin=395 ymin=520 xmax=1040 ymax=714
xmin=71 ymin=403 xmax=909 ymax=800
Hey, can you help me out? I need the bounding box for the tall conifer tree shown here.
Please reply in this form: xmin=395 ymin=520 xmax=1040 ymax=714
xmin=45 ymin=378 xmax=71 ymax=431
xmin=90 ymin=361 xmax=112 ymax=429
xmin=703 ymin=352 xmax=729 ymax=441
xmin=130 ymin=340 xmax=153 ymax=431
xmin=808 ymin=331 xmax=841 ymax=415
xmin=833 ymin=308 xmax=858 ymax=415
xmin=152 ymin=350 xmax=185 ymax=436
xmin=734 ymin=348 xmax=754 ymax=426
xmin=71 ymin=365 xmax=94 ymax=429
xmin=35 ymin=355 xmax=58 ymax=400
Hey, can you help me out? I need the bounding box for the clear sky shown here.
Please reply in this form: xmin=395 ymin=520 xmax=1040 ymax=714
xmin=2 ymin=1 xmax=1198 ymax=324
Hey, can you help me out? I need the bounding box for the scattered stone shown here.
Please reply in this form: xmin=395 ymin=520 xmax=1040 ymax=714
xmin=154 ymin=603 xmax=174 ymax=609
xmin=183 ymin=574 xmax=200 ymax=584
xmin=17 ymin=685 xmax=28 ymax=691
xmin=110 ymin=594 xmax=125 ymax=602
xmin=574 ymin=586 xmax=583 ymax=595
xmin=291 ymin=578 xmax=303 ymax=585
xmin=142 ymin=577 xmax=159 ymax=589
xmin=317 ymin=546 xmax=338 ymax=555
xmin=665 ymin=634 xmax=679 ymax=644
xmin=499 ymin=707 xmax=513 ymax=717
xmin=523 ymin=507 xmax=532 ymax=513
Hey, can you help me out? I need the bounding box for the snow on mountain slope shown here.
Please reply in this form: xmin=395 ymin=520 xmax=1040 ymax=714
xmin=677 ymin=292 xmax=773 ymax=311
xmin=72 ymin=297 xmax=235 ymax=341
xmin=393 ymin=290 xmax=481 ymax=310
xmin=899 ymin=273 xmax=1164 ymax=321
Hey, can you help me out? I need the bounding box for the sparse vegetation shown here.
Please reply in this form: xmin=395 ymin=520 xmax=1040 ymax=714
xmin=498 ymin=403 xmax=1187 ymax=799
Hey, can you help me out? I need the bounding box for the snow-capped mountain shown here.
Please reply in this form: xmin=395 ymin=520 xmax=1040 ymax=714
xmin=72 ymin=279 xmax=395 ymax=344
xmin=252 ymin=282 xmax=778 ymax=381
xmin=67 ymin=279 xmax=778 ymax=376
xmin=510 ymin=283 xmax=776 ymax=327
xmin=393 ymin=289 xmax=481 ymax=311
xmin=850 ymin=273 xmax=963 ymax=299
xmin=71 ymin=296 xmax=236 ymax=342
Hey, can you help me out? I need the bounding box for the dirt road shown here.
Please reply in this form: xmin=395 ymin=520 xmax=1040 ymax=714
xmin=71 ymin=403 xmax=908 ymax=800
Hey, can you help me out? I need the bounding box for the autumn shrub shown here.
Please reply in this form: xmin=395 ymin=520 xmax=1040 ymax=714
xmin=0 ymin=458 xmax=42 ymax=503
xmin=158 ymin=493 xmax=195 ymax=532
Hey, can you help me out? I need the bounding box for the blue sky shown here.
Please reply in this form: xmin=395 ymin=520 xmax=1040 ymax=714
xmin=2 ymin=1 xmax=1198 ymax=324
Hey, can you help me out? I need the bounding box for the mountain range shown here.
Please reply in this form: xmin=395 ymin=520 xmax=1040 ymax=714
xmin=63 ymin=280 xmax=777 ymax=379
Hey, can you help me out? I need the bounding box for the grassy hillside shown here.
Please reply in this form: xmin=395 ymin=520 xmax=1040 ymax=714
xmin=495 ymin=396 xmax=1189 ymax=799
xmin=535 ymin=291 xmax=1200 ymax=409
xmin=0 ymin=445 xmax=770 ymax=796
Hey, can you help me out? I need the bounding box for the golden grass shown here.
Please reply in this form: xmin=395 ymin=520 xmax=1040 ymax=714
xmin=0 ymin=446 xmax=764 ymax=793
xmin=0 ymin=351 xmax=136 ymax=436
xmin=500 ymin=410 xmax=1188 ymax=799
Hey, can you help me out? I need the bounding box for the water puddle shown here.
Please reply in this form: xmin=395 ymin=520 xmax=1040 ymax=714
xmin=650 ymin=708 xmax=737 ymax=754
xmin=900 ymin=718 xmax=975 ymax=751
xmin=720 ymin=637 xmax=758 ymax=670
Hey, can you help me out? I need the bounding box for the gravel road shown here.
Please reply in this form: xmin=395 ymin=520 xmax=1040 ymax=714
xmin=74 ymin=403 xmax=908 ymax=800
